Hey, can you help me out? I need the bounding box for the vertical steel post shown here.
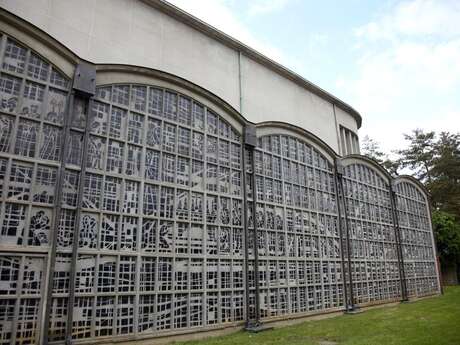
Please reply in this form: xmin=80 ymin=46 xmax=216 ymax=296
xmin=42 ymin=89 xmax=75 ymax=345
xmin=336 ymin=161 xmax=357 ymax=311
xmin=250 ymin=148 xmax=261 ymax=324
xmin=241 ymin=143 xmax=251 ymax=326
xmin=389 ymin=181 xmax=409 ymax=302
xmin=64 ymin=63 xmax=96 ymax=345
xmin=242 ymin=124 xmax=261 ymax=330
xmin=333 ymin=160 xmax=349 ymax=312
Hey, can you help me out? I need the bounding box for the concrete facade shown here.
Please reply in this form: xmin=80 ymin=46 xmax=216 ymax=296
xmin=0 ymin=0 xmax=360 ymax=154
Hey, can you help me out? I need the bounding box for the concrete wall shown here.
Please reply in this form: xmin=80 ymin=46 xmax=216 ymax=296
xmin=0 ymin=0 xmax=360 ymax=153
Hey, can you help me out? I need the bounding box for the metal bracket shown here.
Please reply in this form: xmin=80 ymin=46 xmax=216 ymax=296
xmin=73 ymin=62 xmax=96 ymax=97
xmin=244 ymin=123 xmax=257 ymax=147
xmin=335 ymin=159 xmax=344 ymax=176
xmin=390 ymin=180 xmax=397 ymax=193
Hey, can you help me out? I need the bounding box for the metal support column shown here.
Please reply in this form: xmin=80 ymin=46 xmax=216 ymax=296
xmin=242 ymin=123 xmax=263 ymax=331
xmin=63 ymin=62 xmax=96 ymax=345
xmin=335 ymin=161 xmax=358 ymax=312
xmin=333 ymin=160 xmax=349 ymax=312
xmin=42 ymin=89 xmax=75 ymax=345
xmin=389 ymin=181 xmax=409 ymax=302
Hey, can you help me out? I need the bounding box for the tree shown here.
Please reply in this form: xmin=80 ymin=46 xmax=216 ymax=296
xmin=430 ymin=132 xmax=460 ymax=219
xmin=361 ymin=135 xmax=385 ymax=162
xmin=360 ymin=135 xmax=400 ymax=175
xmin=396 ymin=129 xmax=436 ymax=183
xmin=432 ymin=210 xmax=460 ymax=265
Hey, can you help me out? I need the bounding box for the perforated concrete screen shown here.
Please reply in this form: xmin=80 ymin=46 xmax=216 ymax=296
xmin=0 ymin=33 xmax=440 ymax=345
xmin=395 ymin=181 xmax=439 ymax=297
xmin=0 ymin=34 xmax=70 ymax=345
xmin=248 ymin=135 xmax=344 ymax=319
xmin=341 ymin=163 xmax=401 ymax=304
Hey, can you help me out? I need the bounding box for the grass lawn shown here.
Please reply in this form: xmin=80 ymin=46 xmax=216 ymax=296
xmin=176 ymin=286 xmax=460 ymax=345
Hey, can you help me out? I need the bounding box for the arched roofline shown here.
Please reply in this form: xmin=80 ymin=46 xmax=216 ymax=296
xmin=0 ymin=7 xmax=249 ymax=130
xmin=394 ymin=175 xmax=431 ymax=200
xmin=95 ymin=65 xmax=247 ymax=131
xmin=0 ymin=7 xmax=80 ymax=78
xmin=255 ymin=121 xmax=339 ymax=163
xmin=147 ymin=0 xmax=362 ymax=129
xmin=340 ymin=154 xmax=393 ymax=183
xmin=0 ymin=6 xmax=360 ymax=148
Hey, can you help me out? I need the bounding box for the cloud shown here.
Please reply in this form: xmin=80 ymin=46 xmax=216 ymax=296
xmin=355 ymin=0 xmax=460 ymax=40
xmin=247 ymin=0 xmax=291 ymax=16
xmin=167 ymin=0 xmax=289 ymax=64
xmin=337 ymin=0 xmax=460 ymax=153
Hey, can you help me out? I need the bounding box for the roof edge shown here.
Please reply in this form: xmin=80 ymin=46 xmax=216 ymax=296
xmin=142 ymin=0 xmax=363 ymax=128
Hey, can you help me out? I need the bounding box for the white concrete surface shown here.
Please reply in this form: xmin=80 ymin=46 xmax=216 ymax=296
xmin=0 ymin=0 xmax=361 ymax=153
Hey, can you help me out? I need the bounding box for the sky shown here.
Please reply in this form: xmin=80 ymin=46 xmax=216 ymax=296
xmin=168 ymin=0 xmax=460 ymax=154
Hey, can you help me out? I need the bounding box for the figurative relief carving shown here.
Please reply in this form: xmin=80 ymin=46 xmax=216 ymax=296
xmin=45 ymin=89 xmax=66 ymax=124
xmin=79 ymin=215 xmax=98 ymax=248
xmin=28 ymin=209 xmax=50 ymax=246
xmin=0 ymin=115 xmax=13 ymax=152
xmin=0 ymin=96 xmax=18 ymax=113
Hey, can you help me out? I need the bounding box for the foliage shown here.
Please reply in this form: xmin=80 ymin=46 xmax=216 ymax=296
xmin=178 ymin=287 xmax=460 ymax=345
xmin=429 ymin=132 xmax=460 ymax=218
xmin=396 ymin=130 xmax=460 ymax=219
xmin=432 ymin=210 xmax=460 ymax=264
xmin=396 ymin=129 xmax=436 ymax=183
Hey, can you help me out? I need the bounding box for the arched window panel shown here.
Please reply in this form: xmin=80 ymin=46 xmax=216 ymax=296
xmin=251 ymin=133 xmax=343 ymax=320
xmin=340 ymin=159 xmax=402 ymax=305
xmin=0 ymin=34 xmax=71 ymax=248
xmin=65 ymin=83 xmax=244 ymax=341
xmin=0 ymin=32 xmax=72 ymax=345
xmin=394 ymin=178 xmax=440 ymax=298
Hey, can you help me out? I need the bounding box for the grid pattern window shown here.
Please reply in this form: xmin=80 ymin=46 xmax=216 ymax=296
xmin=339 ymin=126 xmax=360 ymax=156
xmin=66 ymin=83 xmax=244 ymax=340
xmin=342 ymin=163 xmax=401 ymax=304
xmin=249 ymin=134 xmax=344 ymax=319
xmin=0 ymin=34 xmax=70 ymax=345
xmin=395 ymin=181 xmax=439 ymax=297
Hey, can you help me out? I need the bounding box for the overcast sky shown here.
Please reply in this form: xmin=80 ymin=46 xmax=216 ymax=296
xmin=168 ymin=0 xmax=460 ymax=154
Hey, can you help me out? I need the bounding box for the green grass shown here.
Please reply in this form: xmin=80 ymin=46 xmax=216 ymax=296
xmin=176 ymin=287 xmax=460 ymax=345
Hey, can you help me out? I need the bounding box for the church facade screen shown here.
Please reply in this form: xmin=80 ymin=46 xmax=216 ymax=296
xmin=340 ymin=160 xmax=401 ymax=305
xmin=0 ymin=22 xmax=441 ymax=345
xmin=394 ymin=180 xmax=439 ymax=298
xmin=248 ymin=134 xmax=344 ymax=320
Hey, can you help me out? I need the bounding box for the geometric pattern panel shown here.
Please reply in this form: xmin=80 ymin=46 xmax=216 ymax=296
xmin=0 ymin=33 xmax=70 ymax=345
xmin=341 ymin=162 xmax=402 ymax=304
xmin=395 ymin=180 xmax=439 ymax=297
xmin=66 ymin=83 xmax=244 ymax=340
xmin=251 ymin=135 xmax=344 ymax=319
